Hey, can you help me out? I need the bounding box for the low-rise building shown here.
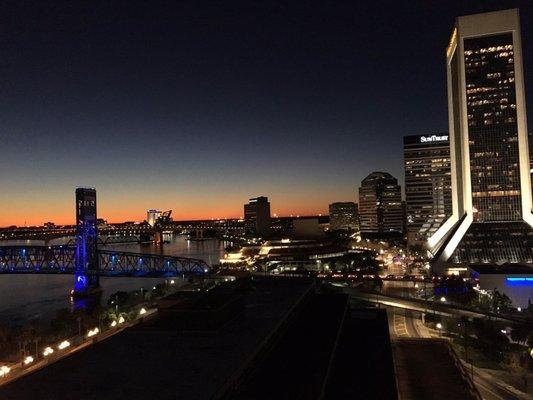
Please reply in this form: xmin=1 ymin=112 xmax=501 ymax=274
xmin=469 ymin=264 xmax=533 ymax=309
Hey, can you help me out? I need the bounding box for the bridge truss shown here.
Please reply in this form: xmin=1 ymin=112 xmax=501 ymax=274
xmin=0 ymin=246 xmax=209 ymax=276
xmin=99 ymin=250 xmax=209 ymax=275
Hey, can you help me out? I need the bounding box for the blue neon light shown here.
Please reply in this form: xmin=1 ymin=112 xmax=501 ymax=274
xmin=74 ymin=273 xmax=89 ymax=292
xmin=506 ymin=277 xmax=533 ymax=286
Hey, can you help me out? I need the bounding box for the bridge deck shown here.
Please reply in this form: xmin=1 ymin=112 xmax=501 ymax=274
xmin=0 ymin=245 xmax=209 ymax=276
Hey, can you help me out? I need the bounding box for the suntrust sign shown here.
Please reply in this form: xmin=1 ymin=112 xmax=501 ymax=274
xmin=420 ymin=134 xmax=448 ymax=143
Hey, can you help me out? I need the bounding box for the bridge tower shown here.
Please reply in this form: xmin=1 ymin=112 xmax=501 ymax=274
xmin=74 ymin=188 xmax=99 ymax=295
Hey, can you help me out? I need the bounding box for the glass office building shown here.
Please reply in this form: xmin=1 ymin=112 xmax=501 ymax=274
xmin=404 ymin=134 xmax=451 ymax=244
xmin=428 ymin=9 xmax=533 ymax=270
xmin=359 ymin=172 xmax=403 ymax=238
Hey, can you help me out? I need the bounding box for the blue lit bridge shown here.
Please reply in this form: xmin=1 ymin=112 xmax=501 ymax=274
xmin=0 ymin=188 xmax=210 ymax=293
xmin=0 ymin=245 xmax=209 ymax=277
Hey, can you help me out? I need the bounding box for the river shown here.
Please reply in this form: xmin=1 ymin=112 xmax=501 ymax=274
xmin=0 ymin=235 xmax=225 ymax=324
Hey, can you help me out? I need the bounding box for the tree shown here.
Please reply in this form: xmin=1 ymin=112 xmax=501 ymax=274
xmin=434 ymin=275 xmax=476 ymax=305
xmin=510 ymin=323 xmax=532 ymax=344
xmin=492 ymin=290 xmax=513 ymax=313
xmin=472 ymin=319 xmax=509 ymax=362
xmin=372 ymin=275 xmax=383 ymax=292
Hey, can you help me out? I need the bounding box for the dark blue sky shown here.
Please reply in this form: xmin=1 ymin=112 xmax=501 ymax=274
xmin=0 ymin=0 xmax=532 ymax=225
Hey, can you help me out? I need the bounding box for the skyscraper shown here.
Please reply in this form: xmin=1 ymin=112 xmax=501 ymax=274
xmin=358 ymin=172 xmax=403 ymax=238
xmin=404 ymin=134 xmax=452 ymax=245
xmin=244 ymin=196 xmax=271 ymax=237
xmin=329 ymin=202 xmax=359 ymax=231
xmin=429 ymin=9 xmax=533 ymax=269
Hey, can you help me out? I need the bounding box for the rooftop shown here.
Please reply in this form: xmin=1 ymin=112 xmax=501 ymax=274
xmin=0 ymin=277 xmax=312 ymax=400
xmin=469 ymin=263 xmax=533 ymax=275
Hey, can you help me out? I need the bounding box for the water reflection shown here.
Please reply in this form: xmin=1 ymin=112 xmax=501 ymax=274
xmin=0 ymin=234 xmax=225 ymax=324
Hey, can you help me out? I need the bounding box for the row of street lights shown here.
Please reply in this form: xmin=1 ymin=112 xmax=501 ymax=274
xmin=0 ymin=306 xmax=150 ymax=382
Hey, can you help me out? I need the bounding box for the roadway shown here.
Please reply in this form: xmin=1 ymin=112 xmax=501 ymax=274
xmin=346 ymin=286 xmax=519 ymax=323
xmin=350 ymin=289 xmax=532 ymax=400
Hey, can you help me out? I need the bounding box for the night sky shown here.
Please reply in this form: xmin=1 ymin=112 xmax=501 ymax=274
xmin=1 ymin=1 xmax=532 ymax=226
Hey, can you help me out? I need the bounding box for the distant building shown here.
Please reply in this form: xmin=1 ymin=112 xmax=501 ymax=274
xmin=270 ymin=215 xmax=329 ymax=237
xmin=404 ymin=134 xmax=451 ymax=245
xmin=329 ymin=202 xmax=358 ymax=231
xmin=147 ymin=210 xmax=162 ymax=227
xmin=428 ymin=9 xmax=533 ymax=269
xmin=292 ymin=218 xmax=325 ymax=239
xmin=358 ymin=172 xmax=403 ymax=238
xmin=257 ymin=239 xmax=348 ymax=271
xmin=244 ymin=196 xmax=271 ymax=237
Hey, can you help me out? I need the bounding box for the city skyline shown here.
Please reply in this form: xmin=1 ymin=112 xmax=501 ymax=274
xmin=0 ymin=6 xmax=531 ymax=398
xmin=1 ymin=1 xmax=533 ymax=226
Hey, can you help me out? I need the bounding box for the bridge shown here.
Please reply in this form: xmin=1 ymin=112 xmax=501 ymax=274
xmin=0 ymin=245 xmax=209 ymax=277
xmin=0 ymin=188 xmax=211 ymax=294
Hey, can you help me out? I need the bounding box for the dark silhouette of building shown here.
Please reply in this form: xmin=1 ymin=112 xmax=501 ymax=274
xmin=429 ymin=9 xmax=533 ymax=270
xmin=244 ymin=196 xmax=271 ymax=237
xmin=404 ymin=134 xmax=451 ymax=245
xmin=358 ymin=172 xmax=403 ymax=238
xmin=329 ymin=202 xmax=359 ymax=231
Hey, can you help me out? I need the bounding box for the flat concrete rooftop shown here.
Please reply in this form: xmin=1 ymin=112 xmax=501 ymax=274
xmin=0 ymin=277 xmax=313 ymax=400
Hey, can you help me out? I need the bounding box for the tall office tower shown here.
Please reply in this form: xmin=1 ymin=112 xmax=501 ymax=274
xmin=358 ymin=172 xmax=403 ymax=238
xmin=244 ymin=196 xmax=271 ymax=237
xmin=530 ymin=138 xmax=533 ymax=194
xmin=147 ymin=209 xmax=162 ymax=227
xmin=329 ymin=202 xmax=359 ymax=231
xmin=429 ymin=9 xmax=533 ymax=269
xmin=404 ymin=134 xmax=452 ymax=245
xmin=74 ymin=188 xmax=99 ymax=294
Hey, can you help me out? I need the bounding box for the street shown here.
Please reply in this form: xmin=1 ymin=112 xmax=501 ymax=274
xmin=356 ymin=290 xmax=533 ymax=400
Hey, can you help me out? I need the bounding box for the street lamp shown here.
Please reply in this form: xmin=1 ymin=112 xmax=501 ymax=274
xmin=436 ymin=322 xmax=443 ymax=337
xmin=58 ymin=340 xmax=70 ymax=350
xmin=440 ymin=296 xmax=446 ymax=302
xmin=43 ymin=347 xmax=54 ymax=357
xmin=87 ymin=328 xmax=99 ymax=338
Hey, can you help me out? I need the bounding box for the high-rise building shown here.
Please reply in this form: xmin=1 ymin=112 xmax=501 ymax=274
xmin=147 ymin=209 xmax=162 ymax=227
xmin=75 ymin=188 xmax=99 ymax=293
xmin=429 ymin=9 xmax=533 ymax=269
xmin=329 ymin=202 xmax=359 ymax=231
xmin=404 ymin=134 xmax=452 ymax=245
xmin=530 ymin=137 xmax=533 ymax=193
xmin=244 ymin=196 xmax=271 ymax=237
xmin=358 ymin=172 xmax=403 ymax=238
